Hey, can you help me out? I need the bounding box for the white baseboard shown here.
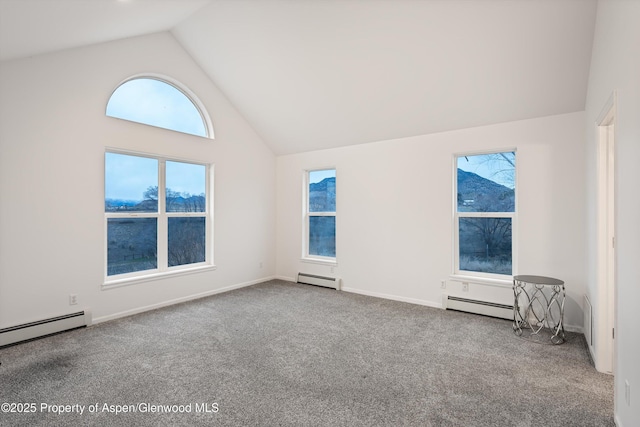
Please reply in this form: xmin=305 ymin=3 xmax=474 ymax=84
xmin=341 ymin=286 xmax=442 ymax=309
xmin=614 ymin=414 xmax=622 ymax=427
xmin=93 ymin=276 xmax=276 ymax=325
xmin=564 ymin=324 xmax=583 ymax=334
xmin=224 ymin=275 xmax=584 ymax=334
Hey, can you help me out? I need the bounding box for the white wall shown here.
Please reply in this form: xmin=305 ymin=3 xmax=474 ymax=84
xmin=585 ymin=1 xmax=640 ymax=425
xmin=0 ymin=32 xmax=276 ymax=327
xmin=277 ymin=112 xmax=587 ymax=329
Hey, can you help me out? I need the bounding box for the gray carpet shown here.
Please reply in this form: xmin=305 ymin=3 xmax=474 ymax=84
xmin=0 ymin=280 xmax=614 ymax=426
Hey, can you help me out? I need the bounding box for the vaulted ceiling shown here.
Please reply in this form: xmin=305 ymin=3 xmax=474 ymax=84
xmin=0 ymin=0 xmax=598 ymax=155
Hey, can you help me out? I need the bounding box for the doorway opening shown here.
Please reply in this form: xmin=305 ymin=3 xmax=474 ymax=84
xmin=595 ymin=92 xmax=616 ymax=375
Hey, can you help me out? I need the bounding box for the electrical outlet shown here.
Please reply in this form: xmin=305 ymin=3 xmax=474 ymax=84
xmin=462 ymin=282 xmax=469 ymax=292
xmin=441 ymin=280 xmax=446 ymax=289
xmin=625 ymin=380 xmax=630 ymax=406
xmin=330 ymin=266 xmax=335 ymax=274
xmin=69 ymin=294 xmax=78 ymax=305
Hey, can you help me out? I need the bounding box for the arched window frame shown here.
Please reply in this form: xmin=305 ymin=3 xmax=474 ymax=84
xmin=106 ymin=73 xmax=214 ymax=139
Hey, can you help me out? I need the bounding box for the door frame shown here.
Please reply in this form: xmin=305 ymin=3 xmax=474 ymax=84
xmin=594 ymin=91 xmax=617 ymax=375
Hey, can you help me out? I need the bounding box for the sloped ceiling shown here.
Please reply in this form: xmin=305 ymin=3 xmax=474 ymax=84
xmin=0 ymin=0 xmax=597 ymax=155
xmin=0 ymin=0 xmax=211 ymax=61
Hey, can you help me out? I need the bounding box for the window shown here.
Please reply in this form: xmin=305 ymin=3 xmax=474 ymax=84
xmin=454 ymin=151 xmax=515 ymax=277
xmin=304 ymin=169 xmax=336 ymax=261
xmin=106 ymin=76 xmax=212 ymax=138
xmin=105 ymin=151 xmax=212 ymax=281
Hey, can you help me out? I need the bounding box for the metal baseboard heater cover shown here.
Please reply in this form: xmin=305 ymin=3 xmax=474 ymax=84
xmin=297 ymin=273 xmax=341 ymax=290
xmin=584 ymin=295 xmax=593 ymax=348
xmin=443 ymin=295 xmax=513 ymax=320
xmin=0 ymin=311 xmax=88 ymax=348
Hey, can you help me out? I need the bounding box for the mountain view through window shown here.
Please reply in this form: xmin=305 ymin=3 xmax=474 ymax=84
xmin=308 ymin=169 xmax=336 ymax=258
xmin=456 ymin=152 xmax=515 ymax=275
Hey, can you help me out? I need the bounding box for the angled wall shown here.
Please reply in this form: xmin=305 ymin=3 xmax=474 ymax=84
xmin=0 ymin=32 xmax=276 ymax=327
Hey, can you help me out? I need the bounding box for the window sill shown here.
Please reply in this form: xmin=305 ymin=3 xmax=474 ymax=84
xmin=449 ymin=274 xmax=512 ymax=288
xmin=300 ymin=257 xmax=338 ymax=267
xmin=103 ymin=264 xmax=217 ymax=290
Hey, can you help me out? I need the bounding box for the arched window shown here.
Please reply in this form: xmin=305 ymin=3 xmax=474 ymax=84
xmin=106 ymin=76 xmax=213 ymax=138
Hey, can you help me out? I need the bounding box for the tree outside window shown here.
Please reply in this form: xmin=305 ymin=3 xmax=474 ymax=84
xmin=455 ymin=151 xmax=515 ymax=276
xmin=105 ymin=152 xmax=210 ymax=278
xmin=305 ymin=169 xmax=336 ymax=259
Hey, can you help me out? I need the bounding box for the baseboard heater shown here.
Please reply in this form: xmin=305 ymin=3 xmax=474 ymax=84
xmin=584 ymin=295 xmax=593 ymax=347
xmin=297 ymin=273 xmax=341 ymax=290
xmin=442 ymin=295 xmax=513 ymax=320
xmin=0 ymin=311 xmax=88 ymax=348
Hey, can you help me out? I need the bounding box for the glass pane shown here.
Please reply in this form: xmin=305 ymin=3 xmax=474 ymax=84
xmin=309 ymin=216 xmax=336 ymax=257
xmin=168 ymin=217 xmax=206 ymax=267
xmin=105 ymin=153 xmax=158 ymax=212
xmin=107 ymin=218 xmax=157 ymax=276
xmin=309 ymin=169 xmax=336 ymax=212
xmin=166 ymin=161 xmax=206 ymax=212
xmin=459 ymin=217 xmax=512 ymax=275
xmin=457 ymin=152 xmax=515 ymax=213
xmin=106 ymin=78 xmax=207 ymax=137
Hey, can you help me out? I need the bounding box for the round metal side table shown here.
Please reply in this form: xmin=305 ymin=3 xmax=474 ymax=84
xmin=512 ymin=275 xmax=565 ymax=345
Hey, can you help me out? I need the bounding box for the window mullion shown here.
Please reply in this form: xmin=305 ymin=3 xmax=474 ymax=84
xmin=166 ymin=212 xmax=207 ymax=218
xmin=105 ymin=212 xmax=159 ymax=219
xmin=309 ymin=212 xmax=335 ymax=217
xmin=105 ymin=151 xmax=212 ymax=282
xmin=304 ymin=168 xmax=336 ymax=260
xmin=157 ymin=160 xmax=168 ymax=272
xmin=458 ymin=212 xmax=514 ymax=218
xmin=206 ymin=164 xmax=213 ymax=264
xmin=454 ymin=150 xmax=516 ymax=277
xmin=454 ymin=214 xmax=461 ymax=273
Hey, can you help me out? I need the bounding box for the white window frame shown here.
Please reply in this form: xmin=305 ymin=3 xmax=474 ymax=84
xmin=104 ymin=149 xmax=215 ymax=288
xmin=106 ymin=73 xmax=215 ymax=139
xmin=452 ymin=149 xmax=517 ymax=283
xmin=302 ymin=168 xmax=337 ymax=265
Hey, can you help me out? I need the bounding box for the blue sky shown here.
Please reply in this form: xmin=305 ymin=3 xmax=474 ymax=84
xmin=106 ymin=78 xmax=207 ymax=137
xmin=105 ymin=78 xmax=208 ymax=202
xmin=105 ymin=153 xmax=205 ymax=201
xmin=166 ymin=161 xmax=205 ymax=196
xmin=105 ymin=153 xmax=157 ymax=201
xmin=309 ymin=169 xmax=336 ymax=184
